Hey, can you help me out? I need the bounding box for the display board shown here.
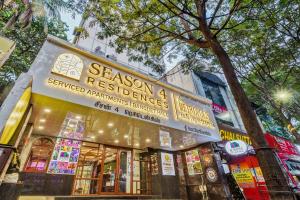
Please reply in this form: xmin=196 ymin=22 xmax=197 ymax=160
xmin=47 ymin=138 xmax=81 ymax=174
xmin=185 ymin=149 xmax=203 ymax=175
xmin=161 ymin=152 xmax=175 ymax=176
xmin=230 ymin=163 xmax=255 ymax=188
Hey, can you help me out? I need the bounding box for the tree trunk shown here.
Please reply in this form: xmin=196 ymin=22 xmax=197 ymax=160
xmin=208 ymin=38 xmax=295 ymax=199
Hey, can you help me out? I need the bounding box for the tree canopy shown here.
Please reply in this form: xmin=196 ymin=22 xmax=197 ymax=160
xmin=0 ymin=1 xmax=69 ymax=87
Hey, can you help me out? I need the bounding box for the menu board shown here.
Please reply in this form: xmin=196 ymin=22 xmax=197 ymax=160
xmin=185 ymin=149 xmax=203 ymax=175
xmin=161 ymin=152 xmax=175 ymax=176
xmin=47 ymin=138 xmax=81 ymax=174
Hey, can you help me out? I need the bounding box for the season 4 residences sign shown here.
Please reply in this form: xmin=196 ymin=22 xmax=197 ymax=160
xmin=30 ymin=37 xmax=220 ymax=139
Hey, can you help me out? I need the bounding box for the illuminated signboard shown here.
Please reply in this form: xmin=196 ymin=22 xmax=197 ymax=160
xmin=30 ymin=37 xmax=220 ymax=140
xmin=47 ymin=113 xmax=84 ymax=175
xmin=218 ymin=124 xmax=252 ymax=145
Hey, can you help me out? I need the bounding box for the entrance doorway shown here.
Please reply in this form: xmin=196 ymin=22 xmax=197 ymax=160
xmin=72 ymin=143 xmax=132 ymax=195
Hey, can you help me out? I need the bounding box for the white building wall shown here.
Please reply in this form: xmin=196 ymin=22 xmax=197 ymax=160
xmin=165 ymin=65 xmax=197 ymax=94
xmin=74 ymin=17 xmax=159 ymax=78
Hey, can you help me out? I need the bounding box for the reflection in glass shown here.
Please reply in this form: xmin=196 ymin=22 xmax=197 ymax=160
xmin=73 ymin=144 xmax=102 ymax=195
xmin=118 ymin=150 xmax=131 ymax=193
xmin=102 ymin=148 xmax=117 ymax=192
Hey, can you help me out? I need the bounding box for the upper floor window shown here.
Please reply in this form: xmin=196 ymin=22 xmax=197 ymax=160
xmin=201 ymin=78 xmax=227 ymax=108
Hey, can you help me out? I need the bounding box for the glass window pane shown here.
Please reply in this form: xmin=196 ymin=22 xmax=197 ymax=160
xmin=118 ymin=150 xmax=131 ymax=193
xmin=102 ymin=147 xmax=117 ymax=192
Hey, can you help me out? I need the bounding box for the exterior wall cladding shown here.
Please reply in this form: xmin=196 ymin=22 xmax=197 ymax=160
xmin=74 ymin=18 xmax=245 ymax=132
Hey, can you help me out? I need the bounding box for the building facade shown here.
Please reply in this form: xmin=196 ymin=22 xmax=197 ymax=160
xmin=0 ymin=36 xmax=232 ymax=200
xmin=165 ymin=66 xmax=270 ymax=200
xmin=73 ymin=17 xmax=160 ymax=78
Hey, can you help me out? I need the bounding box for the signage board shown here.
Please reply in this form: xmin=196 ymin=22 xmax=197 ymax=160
xmin=161 ymin=152 xmax=175 ymax=176
xmin=225 ymin=140 xmax=248 ymax=156
xmin=29 ymin=37 xmax=220 ymax=140
xmin=265 ymin=133 xmax=299 ymax=155
xmin=218 ymin=124 xmax=252 ymax=145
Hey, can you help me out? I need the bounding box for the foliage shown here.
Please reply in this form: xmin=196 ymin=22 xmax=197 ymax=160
xmin=0 ymin=17 xmax=68 ymax=86
xmin=221 ymin=0 xmax=300 ymax=133
xmin=78 ymin=0 xmax=259 ymax=74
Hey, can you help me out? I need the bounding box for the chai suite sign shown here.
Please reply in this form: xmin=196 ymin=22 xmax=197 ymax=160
xmin=30 ymin=37 xmax=220 ymax=140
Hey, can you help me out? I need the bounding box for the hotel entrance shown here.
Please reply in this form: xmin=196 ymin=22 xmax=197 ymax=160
xmin=72 ymin=144 xmax=132 ymax=195
xmin=0 ymin=37 xmax=224 ymax=200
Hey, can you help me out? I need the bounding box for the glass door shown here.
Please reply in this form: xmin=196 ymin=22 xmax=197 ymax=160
xmin=73 ymin=144 xmax=103 ymax=195
xmin=101 ymin=147 xmax=118 ymax=193
xmin=117 ymin=149 xmax=132 ymax=194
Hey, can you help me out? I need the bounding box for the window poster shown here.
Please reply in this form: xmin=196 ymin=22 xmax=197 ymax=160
xmin=159 ymin=130 xmax=172 ymax=148
xmin=48 ymin=112 xmax=84 ymax=175
xmin=185 ymin=149 xmax=203 ymax=175
xmin=161 ymin=152 xmax=175 ymax=176
xmin=47 ymin=138 xmax=81 ymax=174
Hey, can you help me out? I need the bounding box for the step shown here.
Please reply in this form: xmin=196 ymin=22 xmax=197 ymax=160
xmin=19 ymin=195 xmax=169 ymax=200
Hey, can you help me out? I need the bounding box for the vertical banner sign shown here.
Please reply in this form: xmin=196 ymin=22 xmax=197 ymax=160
xmin=161 ymin=152 xmax=175 ymax=176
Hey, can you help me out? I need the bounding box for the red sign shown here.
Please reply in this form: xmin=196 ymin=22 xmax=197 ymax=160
xmin=212 ymin=103 xmax=227 ymax=113
xmin=264 ymin=133 xmax=299 ymax=155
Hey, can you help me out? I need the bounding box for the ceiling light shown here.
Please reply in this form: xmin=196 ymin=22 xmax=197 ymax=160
xmin=44 ymin=108 xmax=51 ymax=113
xmin=134 ymin=143 xmax=140 ymax=147
xmin=39 ymin=119 xmax=46 ymax=123
xmin=90 ymin=136 xmax=95 ymax=139
xmin=124 ymin=135 xmax=128 ymax=138
xmin=38 ymin=126 xmax=44 ymax=130
xmin=180 ymin=145 xmax=184 ymax=148
xmin=114 ymin=139 xmax=119 ymax=144
xmin=145 ymin=138 xmax=151 ymax=143
xmin=98 ymin=130 xmax=104 ymax=134
xmin=108 ymin=122 xmax=114 ymax=127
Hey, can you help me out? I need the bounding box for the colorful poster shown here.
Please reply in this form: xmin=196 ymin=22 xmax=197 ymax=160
xmin=47 ymin=138 xmax=81 ymax=174
xmin=185 ymin=149 xmax=203 ymax=175
xmin=231 ymin=163 xmax=255 ymax=188
xmin=161 ymin=152 xmax=175 ymax=176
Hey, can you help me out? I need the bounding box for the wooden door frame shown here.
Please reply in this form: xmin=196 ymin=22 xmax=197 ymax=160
xmin=99 ymin=146 xmax=133 ymax=195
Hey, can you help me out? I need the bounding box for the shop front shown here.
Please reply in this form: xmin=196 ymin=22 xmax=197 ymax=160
xmin=265 ymin=133 xmax=300 ymax=193
xmin=0 ymin=36 xmax=230 ymax=199
xmin=216 ymin=123 xmax=270 ymax=200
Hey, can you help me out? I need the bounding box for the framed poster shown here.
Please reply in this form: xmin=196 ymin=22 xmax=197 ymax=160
xmin=47 ymin=138 xmax=81 ymax=174
xmin=161 ymin=152 xmax=175 ymax=176
xmin=185 ymin=149 xmax=203 ymax=175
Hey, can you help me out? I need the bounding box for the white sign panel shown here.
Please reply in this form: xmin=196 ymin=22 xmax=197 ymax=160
xmin=225 ymin=140 xmax=248 ymax=156
xmin=161 ymin=152 xmax=175 ymax=176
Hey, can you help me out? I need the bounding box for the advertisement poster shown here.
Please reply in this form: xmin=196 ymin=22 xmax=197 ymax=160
xmin=159 ymin=130 xmax=172 ymax=148
xmin=253 ymin=167 xmax=266 ymax=183
xmin=185 ymin=149 xmax=203 ymax=175
xmin=231 ymin=163 xmax=255 ymax=188
xmin=161 ymin=152 xmax=175 ymax=176
xmin=47 ymin=138 xmax=81 ymax=174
